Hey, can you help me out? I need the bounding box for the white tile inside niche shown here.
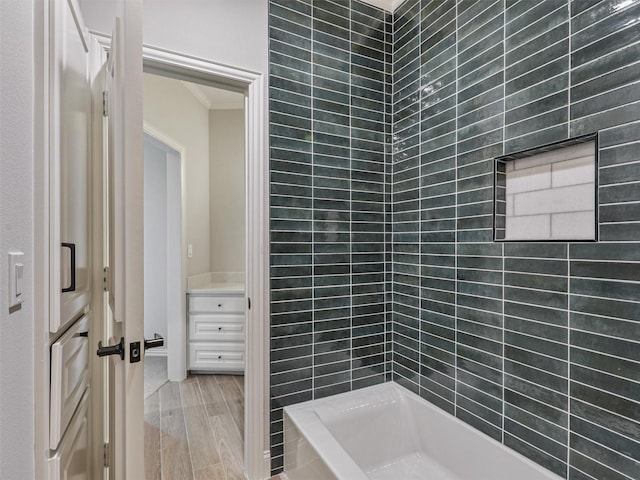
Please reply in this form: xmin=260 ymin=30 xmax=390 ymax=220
xmin=513 ymin=183 xmax=594 ymax=216
xmin=551 ymin=211 xmax=595 ymax=240
xmin=507 ymin=164 xmax=551 ymax=194
xmin=505 ymin=214 xmax=551 ymax=240
xmin=552 ymin=156 xmax=595 ymax=188
xmin=502 ymin=140 xmax=596 ymax=241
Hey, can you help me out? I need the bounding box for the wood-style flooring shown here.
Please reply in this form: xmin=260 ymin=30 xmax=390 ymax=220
xmin=145 ymin=373 xmax=282 ymax=480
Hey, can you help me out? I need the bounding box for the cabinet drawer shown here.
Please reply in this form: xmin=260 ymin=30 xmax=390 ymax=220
xmin=188 ymin=342 xmax=245 ymax=372
xmin=48 ymin=389 xmax=88 ymax=480
xmin=189 ymin=294 xmax=244 ymax=313
xmin=189 ymin=314 xmax=245 ymax=342
xmin=50 ymin=314 xmax=89 ymax=450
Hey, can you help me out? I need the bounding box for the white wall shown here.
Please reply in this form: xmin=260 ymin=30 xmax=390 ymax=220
xmin=0 ymin=1 xmax=35 ymax=478
xmin=79 ymin=0 xmax=268 ymax=76
xmin=143 ymin=136 xmax=168 ymax=345
xmin=209 ymin=109 xmax=245 ymax=274
xmin=143 ymin=73 xmax=211 ymax=276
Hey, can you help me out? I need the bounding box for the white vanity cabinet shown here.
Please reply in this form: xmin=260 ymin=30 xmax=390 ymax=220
xmin=187 ymin=287 xmax=245 ymax=373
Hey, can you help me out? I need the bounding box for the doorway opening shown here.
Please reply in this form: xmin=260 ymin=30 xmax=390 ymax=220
xmin=142 ymin=48 xmax=268 ymax=479
xmin=142 ymin=71 xmax=247 ymax=478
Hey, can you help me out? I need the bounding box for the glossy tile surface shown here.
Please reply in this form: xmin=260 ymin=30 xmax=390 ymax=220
xmin=269 ymin=0 xmax=640 ymax=478
xmin=269 ymin=0 xmax=390 ymax=473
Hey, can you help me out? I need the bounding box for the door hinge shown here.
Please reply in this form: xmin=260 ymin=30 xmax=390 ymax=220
xmin=103 ymin=442 xmax=110 ymax=468
xmin=103 ymin=267 xmax=109 ymax=292
xmin=102 ymin=91 xmax=108 ymax=117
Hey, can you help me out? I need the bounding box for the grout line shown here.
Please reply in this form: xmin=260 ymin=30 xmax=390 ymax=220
xmin=458 ymin=1 xmax=502 ymax=43
xmin=454 ymin=0 xmax=459 ymax=419
xmin=569 ymin=444 xmax=638 ymax=480
xmin=502 ymin=0 xmax=506 ymax=446
xmin=568 ymin=0 xmax=572 ymax=142
xmin=418 ymin=0 xmax=423 ymax=398
xmin=567 ymin=241 xmax=572 ymax=478
xmin=349 ymin=0 xmax=354 ymax=394
xmin=310 ymin=0 xmax=315 ymax=402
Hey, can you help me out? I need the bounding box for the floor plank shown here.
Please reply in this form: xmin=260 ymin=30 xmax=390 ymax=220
xmin=159 ymin=381 xmax=194 ymax=480
xmin=198 ymin=375 xmax=231 ymax=417
xmin=209 ymin=413 xmax=243 ymax=466
xmin=232 ymin=375 xmax=244 ymax=395
xmin=144 ymin=390 xmax=162 ymax=480
xmin=193 ymin=463 xmax=227 ymax=480
xmin=145 ymin=373 xmax=247 ymax=480
xmin=180 ymin=381 xmax=221 ymax=471
xmin=217 ymin=376 xmax=244 ymax=436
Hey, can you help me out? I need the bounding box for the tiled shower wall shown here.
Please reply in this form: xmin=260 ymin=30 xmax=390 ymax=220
xmin=270 ymin=0 xmax=640 ymax=477
xmin=268 ymin=0 xmax=391 ymax=472
xmin=391 ymin=1 xmax=640 ymax=479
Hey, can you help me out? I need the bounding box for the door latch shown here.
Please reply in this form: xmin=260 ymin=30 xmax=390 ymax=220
xmin=96 ymin=337 xmax=125 ymax=360
xmin=130 ymin=341 xmax=141 ymax=363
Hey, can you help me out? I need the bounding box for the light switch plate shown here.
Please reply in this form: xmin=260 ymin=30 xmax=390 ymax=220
xmin=8 ymin=252 xmax=24 ymax=309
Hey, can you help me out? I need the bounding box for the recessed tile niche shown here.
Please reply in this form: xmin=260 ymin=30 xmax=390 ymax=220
xmin=495 ymin=135 xmax=598 ymax=241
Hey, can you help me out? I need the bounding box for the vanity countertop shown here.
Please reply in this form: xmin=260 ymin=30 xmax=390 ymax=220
xmin=186 ymin=282 xmax=244 ymax=295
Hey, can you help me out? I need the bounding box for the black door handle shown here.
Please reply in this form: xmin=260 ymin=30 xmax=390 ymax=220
xmin=61 ymin=243 xmax=76 ymax=293
xmin=144 ymin=333 xmax=164 ymax=350
xmin=97 ymin=337 xmax=125 ymax=360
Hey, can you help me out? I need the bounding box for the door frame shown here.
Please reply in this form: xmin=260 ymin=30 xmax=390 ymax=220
xmin=113 ymin=44 xmax=268 ymax=480
xmin=142 ymin=47 xmax=269 ymax=480
xmin=142 ymin=126 xmax=187 ymax=382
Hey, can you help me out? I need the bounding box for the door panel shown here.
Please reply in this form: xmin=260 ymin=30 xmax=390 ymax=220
xmin=101 ymin=2 xmax=145 ymax=478
xmin=51 ymin=0 xmax=92 ymax=335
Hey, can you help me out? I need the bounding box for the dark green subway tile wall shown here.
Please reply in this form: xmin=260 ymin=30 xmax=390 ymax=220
xmin=391 ymin=1 xmax=640 ymax=478
xmin=270 ymin=0 xmax=640 ymax=478
xmin=269 ymin=0 xmax=391 ymax=473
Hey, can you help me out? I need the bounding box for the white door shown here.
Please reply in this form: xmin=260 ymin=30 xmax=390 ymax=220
xmin=95 ymin=1 xmax=145 ymax=478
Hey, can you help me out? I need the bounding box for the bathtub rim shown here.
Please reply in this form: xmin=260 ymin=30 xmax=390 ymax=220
xmin=283 ymin=380 xmax=564 ymax=480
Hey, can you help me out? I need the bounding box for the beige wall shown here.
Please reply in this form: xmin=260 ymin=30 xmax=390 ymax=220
xmin=143 ymin=73 xmax=210 ymax=276
xmin=209 ymin=109 xmax=245 ymax=274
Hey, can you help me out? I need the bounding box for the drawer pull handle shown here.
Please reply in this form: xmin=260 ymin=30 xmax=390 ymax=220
xmin=218 ymin=327 xmax=223 ymax=331
xmin=217 ymin=304 xmax=222 ymax=307
xmin=218 ymin=355 xmax=222 ymax=359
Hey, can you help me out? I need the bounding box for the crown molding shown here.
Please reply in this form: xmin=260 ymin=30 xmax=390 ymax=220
xmin=181 ymin=81 xmax=211 ymax=109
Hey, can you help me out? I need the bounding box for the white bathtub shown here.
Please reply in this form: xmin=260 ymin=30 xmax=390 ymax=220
xmin=282 ymin=382 xmax=562 ymax=480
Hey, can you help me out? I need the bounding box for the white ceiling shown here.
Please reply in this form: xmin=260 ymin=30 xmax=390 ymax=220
xmin=182 ymin=81 xmax=245 ymax=110
xmin=360 ymin=0 xmax=406 ymax=12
